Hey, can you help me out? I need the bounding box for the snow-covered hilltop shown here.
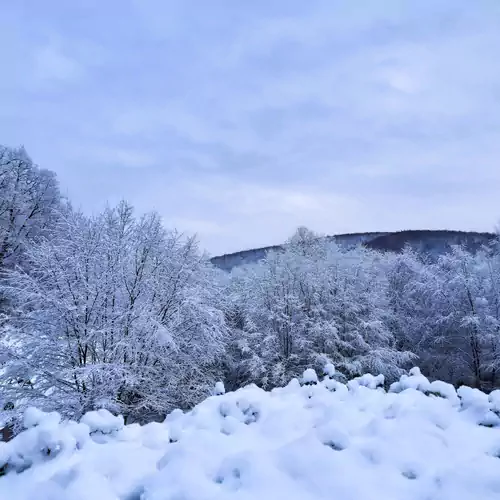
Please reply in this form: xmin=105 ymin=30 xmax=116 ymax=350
xmin=1 ymin=367 xmax=500 ymax=500
xmin=211 ymin=230 xmax=495 ymax=271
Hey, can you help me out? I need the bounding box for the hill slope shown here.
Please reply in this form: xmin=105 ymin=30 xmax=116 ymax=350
xmin=211 ymin=230 xmax=497 ymax=271
xmin=1 ymin=368 xmax=500 ymax=499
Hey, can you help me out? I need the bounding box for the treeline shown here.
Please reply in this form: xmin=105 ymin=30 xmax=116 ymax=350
xmin=224 ymin=228 xmax=500 ymax=392
xmin=0 ymin=145 xmax=499 ymax=427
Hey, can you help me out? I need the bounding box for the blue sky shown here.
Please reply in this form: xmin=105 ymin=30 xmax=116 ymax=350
xmin=1 ymin=1 xmax=500 ymax=255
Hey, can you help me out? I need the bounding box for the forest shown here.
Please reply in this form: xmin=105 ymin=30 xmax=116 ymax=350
xmin=1 ymin=144 xmax=499 ymax=428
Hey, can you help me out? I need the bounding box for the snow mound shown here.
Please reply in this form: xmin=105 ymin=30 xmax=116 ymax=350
xmin=2 ymin=367 xmax=500 ymax=500
xmin=80 ymin=409 xmax=124 ymax=435
xmin=347 ymin=373 xmax=385 ymax=390
xmin=302 ymin=368 xmax=318 ymax=385
xmin=389 ymin=366 xmax=431 ymax=393
xmin=214 ymin=381 xmax=226 ymax=396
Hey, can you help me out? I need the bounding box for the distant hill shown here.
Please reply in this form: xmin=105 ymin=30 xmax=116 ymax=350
xmin=211 ymin=230 xmax=497 ymax=271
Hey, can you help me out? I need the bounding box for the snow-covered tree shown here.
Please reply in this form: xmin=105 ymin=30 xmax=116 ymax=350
xmin=428 ymin=247 xmax=500 ymax=389
xmin=386 ymin=243 xmax=500 ymax=390
xmin=0 ymin=145 xmax=60 ymax=269
xmin=225 ymin=228 xmax=413 ymax=388
xmin=0 ymin=202 xmax=226 ymax=422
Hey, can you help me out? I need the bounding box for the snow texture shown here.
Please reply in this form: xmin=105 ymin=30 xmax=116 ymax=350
xmin=347 ymin=373 xmax=385 ymax=390
xmin=1 ymin=366 xmax=500 ymax=500
xmin=323 ymin=363 xmax=336 ymax=378
xmin=214 ymin=382 xmax=226 ymax=396
xmin=80 ymin=410 xmax=124 ymax=435
xmin=302 ymin=368 xmax=318 ymax=385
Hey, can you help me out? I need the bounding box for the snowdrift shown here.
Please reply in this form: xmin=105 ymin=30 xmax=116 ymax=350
xmin=1 ymin=367 xmax=500 ymax=500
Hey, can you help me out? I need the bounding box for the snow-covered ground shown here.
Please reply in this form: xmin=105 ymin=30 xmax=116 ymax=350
xmin=1 ymin=367 xmax=500 ymax=500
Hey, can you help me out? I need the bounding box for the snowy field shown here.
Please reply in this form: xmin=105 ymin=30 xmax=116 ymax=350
xmin=1 ymin=367 xmax=500 ymax=500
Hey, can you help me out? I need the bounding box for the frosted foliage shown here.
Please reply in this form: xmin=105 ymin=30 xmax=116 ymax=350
xmin=224 ymin=229 xmax=415 ymax=389
xmin=2 ymin=145 xmax=500 ymax=451
xmin=224 ymin=228 xmax=500 ymax=393
xmin=386 ymin=245 xmax=500 ymax=391
xmin=0 ymin=202 xmax=226 ymax=422
xmin=0 ymin=145 xmax=60 ymax=268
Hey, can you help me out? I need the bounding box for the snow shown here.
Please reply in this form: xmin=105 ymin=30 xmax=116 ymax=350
xmin=323 ymin=363 xmax=336 ymax=378
xmin=80 ymin=409 xmax=124 ymax=435
xmin=23 ymin=407 xmax=61 ymax=429
xmin=389 ymin=366 xmax=431 ymax=393
xmin=214 ymin=381 xmax=226 ymax=396
xmin=427 ymin=380 xmax=460 ymax=406
xmin=347 ymin=373 xmax=385 ymax=390
xmin=2 ymin=367 xmax=500 ymax=500
xmin=302 ymin=368 xmax=318 ymax=385
xmin=489 ymin=390 xmax=500 ymax=414
xmin=456 ymin=386 xmax=500 ymax=427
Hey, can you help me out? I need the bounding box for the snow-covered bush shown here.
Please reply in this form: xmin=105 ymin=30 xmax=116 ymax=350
xmin=389 ymin=367 xmax=431 ymax=393
xmin=302 ymin=369 xmax=318 ymax=386
xmin=1 ymin=367 xmax=500 ymax=500
xmin=347 ymin=373 xmax=385 ymax=390
xmin=80 ymin=409 xmax=124 ymax=435
xmin=0 ymin=409 xmax=89 ymax=476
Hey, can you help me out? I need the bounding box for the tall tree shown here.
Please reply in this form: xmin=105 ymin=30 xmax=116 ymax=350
xmin=0 ymin=145 xmax=60 ymax=269
xmin=0 ymin=203 xmax=226 ymax=422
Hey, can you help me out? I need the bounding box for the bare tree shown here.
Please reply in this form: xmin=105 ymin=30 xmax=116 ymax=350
xmin=0 ymin=203 xmax=226 ymax=422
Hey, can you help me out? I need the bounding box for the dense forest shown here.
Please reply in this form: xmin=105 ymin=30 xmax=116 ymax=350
xmin=0 ymin=144 xmax=499 ymax=429
xmin=211 ymin=230 xmax=495 ymax=271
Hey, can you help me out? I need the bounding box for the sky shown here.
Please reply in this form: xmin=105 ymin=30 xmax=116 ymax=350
xmin=1 ymin=1 xmax=500 ymax=255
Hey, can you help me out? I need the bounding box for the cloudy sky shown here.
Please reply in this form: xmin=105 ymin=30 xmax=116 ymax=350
xmin=1 ymin=1 xmax=500 ymax=255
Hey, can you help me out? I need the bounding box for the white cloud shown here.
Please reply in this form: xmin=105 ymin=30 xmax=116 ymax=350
xmin=91 ymin=147 xmax=157 ymax=168
xmin=2 ymin=1 xmax=500 ymax=254
xmin=33 ymin=43 xmax=83 ymax=83
xmin=159 ymin=177 xmax=363 ymax=253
